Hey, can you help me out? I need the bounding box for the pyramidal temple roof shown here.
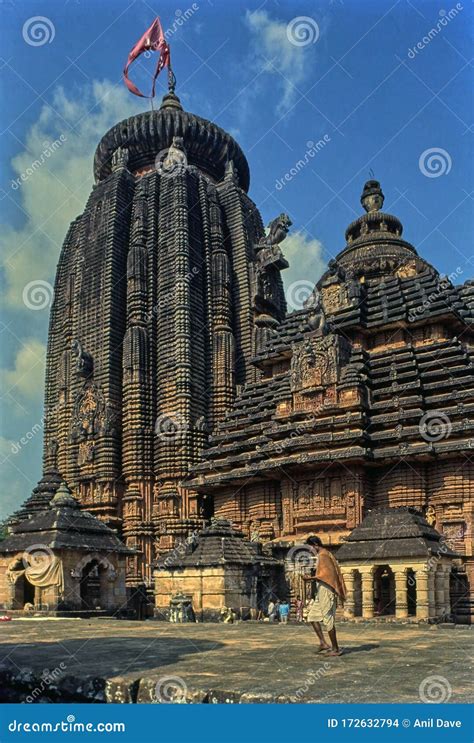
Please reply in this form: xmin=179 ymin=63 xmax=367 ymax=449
xmin=156 ymin=519 xmax=278 ymax=569
xmin=1 ymin=482 xmax=132 ymax=555
xmin=337 ymin=506 xmax=459 ymax=561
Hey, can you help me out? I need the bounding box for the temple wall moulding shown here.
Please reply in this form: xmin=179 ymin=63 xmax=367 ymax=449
xmin=280 ymin=472 xmax=363 ymax=536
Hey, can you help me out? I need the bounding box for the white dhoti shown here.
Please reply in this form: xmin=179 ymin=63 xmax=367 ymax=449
xmin=306 ymin=583 xmax=337 ymax=630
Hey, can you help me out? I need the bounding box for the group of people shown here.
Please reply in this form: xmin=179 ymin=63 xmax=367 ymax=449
xmin=264 ymin=599 xmax=290 ymax=623
xmin=259 ymin=536 xmax=347 ymax=656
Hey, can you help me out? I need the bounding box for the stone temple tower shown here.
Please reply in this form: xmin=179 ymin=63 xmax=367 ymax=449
xmin=22 ymin=89 xmax=289 ymax=585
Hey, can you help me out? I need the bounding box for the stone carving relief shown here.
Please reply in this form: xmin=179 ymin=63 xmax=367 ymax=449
xmin=291 ymin=334 xmax=351 ymax=392
xmin=70 ymin=382 xmax=117 ymax=471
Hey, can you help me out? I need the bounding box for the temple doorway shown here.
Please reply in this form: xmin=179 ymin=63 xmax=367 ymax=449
xmin=80 ymin=560 xmax=102 ymax=610
xmin=407 ymin=569 xmax=417 ymax=616
xmin=374 ymin=565 xmax=395 ymax=616
xmin=353 ymin=570 xmax=362 ymax=616
xmin=13 ymin=574 xmax=35 ymax=608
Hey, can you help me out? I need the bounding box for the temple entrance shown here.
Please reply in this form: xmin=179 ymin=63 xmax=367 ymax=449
xmin=374 ymin=565 xmax=395 ymax=616
xmin=450 ymin=570 xmax=471 ymax=624
xmin=12 ymin=574 xmax=35 ymax=608
xmin=407 ymin=569 xmax=417 ymax=616
xmin=80 ymin=560 xmax=102 ymax=610
xmin=353 ymin=570 xmax=362 ymax=617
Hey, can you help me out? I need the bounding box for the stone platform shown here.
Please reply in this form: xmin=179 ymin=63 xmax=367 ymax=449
xmin=0 ymin=619 xmax=471 ymax=703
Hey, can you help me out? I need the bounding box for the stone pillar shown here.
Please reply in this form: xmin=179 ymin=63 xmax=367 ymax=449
xmin=416 ymin=568 xmax=429 ymax=619
xmin=428 ymin=569 xmax=436 ymax=619
xmin=435 ymin=566 xmax=445 ymax=619
xmin=394 ymin=567 xmax=408 ymax=619
xmin=341 ymin=569 xmax=355 ymax=618
xmin=416 ymin=565 xmax=436 ymax=620
xmin=360 ymin=567 xmax=375 ymax=619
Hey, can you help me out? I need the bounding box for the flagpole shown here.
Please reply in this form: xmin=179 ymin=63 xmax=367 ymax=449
xmin=168 ymin=65 xmax=176 ymax=94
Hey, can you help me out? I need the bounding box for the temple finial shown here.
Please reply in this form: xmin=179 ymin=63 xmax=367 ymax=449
xmin=160 ymin=67 xmax=182 ymax=110
xmin=361 ymin=179 xmax=384 ymax=213
xmin=168 ymin=66 xmax=177 ymax=94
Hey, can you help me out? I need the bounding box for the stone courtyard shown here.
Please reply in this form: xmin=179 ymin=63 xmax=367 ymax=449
xmin=0 ymin=619 xmax=471 ymax=703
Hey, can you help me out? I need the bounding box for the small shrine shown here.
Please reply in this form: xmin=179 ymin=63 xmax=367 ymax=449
xmin=154 ymin=519 xmax=282 ymax=621
xmin=337 ymin=507 xmax=459 ymax=621
xmin=0 ymin=482 xmax=132 ymax=615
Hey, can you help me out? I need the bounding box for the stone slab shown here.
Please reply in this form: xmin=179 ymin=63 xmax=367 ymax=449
xmin=0 ymin=619 xmax=471 ymax=703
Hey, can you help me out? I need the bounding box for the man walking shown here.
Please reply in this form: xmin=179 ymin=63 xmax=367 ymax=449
xmin=303 ymin=536 xmax=346 ymax=656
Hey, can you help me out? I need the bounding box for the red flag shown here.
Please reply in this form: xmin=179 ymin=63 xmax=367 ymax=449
xmin=123 ymin=17 xmax=171 ymax=99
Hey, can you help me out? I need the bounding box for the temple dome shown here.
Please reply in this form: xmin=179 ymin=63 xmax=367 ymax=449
xmin=93 ymin=92 xmax=250 ymax=191
xmin=333 ymin=180 xmax=429 ymax=280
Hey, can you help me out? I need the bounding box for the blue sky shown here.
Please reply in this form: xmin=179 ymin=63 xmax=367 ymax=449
xmin=0 ymin=0 xmax=473 ymax=519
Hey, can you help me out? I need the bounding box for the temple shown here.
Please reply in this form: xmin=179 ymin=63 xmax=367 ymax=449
xmin=2 ymin=85 xmax=473 ymax=622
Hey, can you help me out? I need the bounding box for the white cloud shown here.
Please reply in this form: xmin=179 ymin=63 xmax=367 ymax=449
xmin=245 ymin=10 xmax=319 ymax=115
xmin=0 ymin=435 xmax=35 ymax=522
xmin=1 ymin=339 xmax=46 ymax=403
xmin=281 ymin=231 xmax=326 ymax=309
xmin=2 ymin=80 xmax=143 ymax=310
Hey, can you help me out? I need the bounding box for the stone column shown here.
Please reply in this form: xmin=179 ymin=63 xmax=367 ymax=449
xmin=415 ymin=567 xmax=429 ymax=619
xmin=341 ymin=569 xmax=355 ymax=618
xmin=428 ymin=569 xmax=436 ymax=619
xmin=394 ymin=567 xmax=408 ymax=619
xmin=435 ymin=566 xmax=445 ymax=619
xmin=416 ymin=565 xmax=436 ymax=620
xmin=360 ymin=567 xmax=375 ymax=619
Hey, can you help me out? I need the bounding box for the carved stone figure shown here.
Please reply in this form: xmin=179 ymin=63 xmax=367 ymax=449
xmin=71 ymin=340 xmax=93 ymax=378
xmin=265 ymin=213 xmax=292 ymax=246
xmin=162 ymin=136 xmax=187 ymax=173
xmin=360 ymin=179 xmax=384 ymax=212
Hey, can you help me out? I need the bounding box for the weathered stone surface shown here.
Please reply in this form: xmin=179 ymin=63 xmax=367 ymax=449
xmin=0 ymin=619 xmax=471 ymax=704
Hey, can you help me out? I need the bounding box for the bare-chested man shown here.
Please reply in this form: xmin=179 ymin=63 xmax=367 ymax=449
xmin=303 ymin=535 xmax=346 ymax=656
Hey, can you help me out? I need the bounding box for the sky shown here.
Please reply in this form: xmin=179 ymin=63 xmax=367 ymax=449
xmin=0 ymin=0 xmax=473 ymax=519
